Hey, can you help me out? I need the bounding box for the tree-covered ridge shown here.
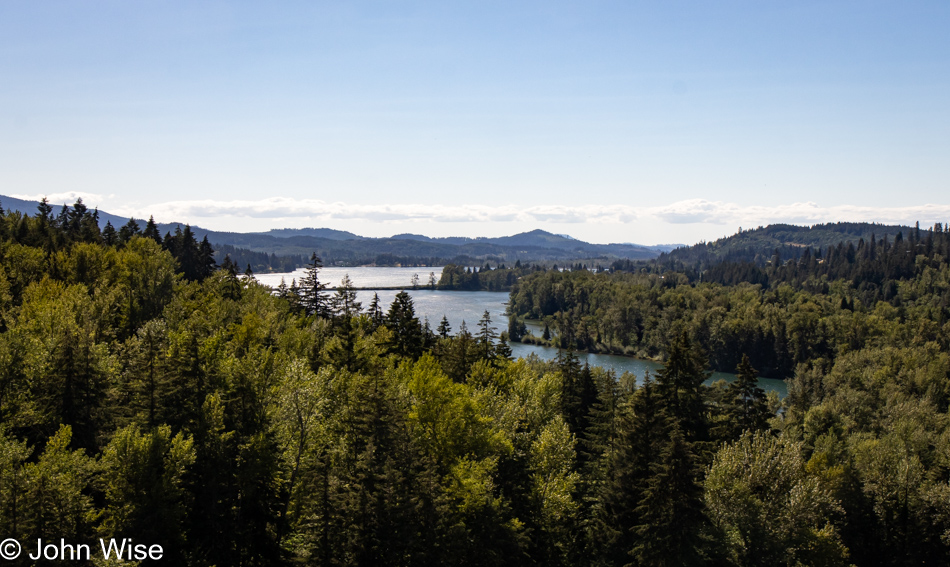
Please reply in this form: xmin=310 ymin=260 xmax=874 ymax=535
xmin=614 ymin=221 xmax=912 ymax=274
xmin=1 ymin=201 xmax=949 ymax=565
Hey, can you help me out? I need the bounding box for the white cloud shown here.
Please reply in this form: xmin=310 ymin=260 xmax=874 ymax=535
xmin=117 ymin=197 xmax=950 ymax=230
xmin=10 ymin=191 xmax=108 ymax=205
xmin=113 ymin=199 xmax=646 ymax=225
xmin=654 ymin=200 xmax=950 ymax=227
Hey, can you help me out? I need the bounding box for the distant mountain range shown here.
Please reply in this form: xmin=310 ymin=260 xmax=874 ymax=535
xmin=0 ymin=194 xmax=666 ymax=266
xmin=2 ymin=194 xmax=927 ymax=270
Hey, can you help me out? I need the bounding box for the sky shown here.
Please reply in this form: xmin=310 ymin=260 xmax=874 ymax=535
xmin=1 ymin=1 xmax=948 ymax=245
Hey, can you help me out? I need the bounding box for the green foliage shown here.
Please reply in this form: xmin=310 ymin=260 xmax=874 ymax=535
xmin=99 ymin=424 xmax=195 ymax=562
xmin=3 ymin=204 xmax=950 ymax=565
xmin=705 ymin=431 xmax=849 ymax=566
xmin=21 ymin=425 xmax=98 ymax=543
xmin=384 ymin=290 xmax=424 ymax=360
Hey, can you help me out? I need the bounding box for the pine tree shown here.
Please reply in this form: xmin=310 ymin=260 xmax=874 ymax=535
xmin=298 ymin=253 xmax=329 ymax=317
xmin=118 ymin=217 xmax=142 ymax=243
xmin=441 ymin=321 xmax=474 ymax=382
xmin=656 ymin=331 xmax=709 ymax=443
xmin=367 ymin=293 xmax=384 ymax=330
xmin=476 ymin=310 xmax=498 ymax=361
xmin=559 ymin=351 xmax=597 ymax=441
xmin=142 ymin=215 xmax=162 ymax=244
xmin=80 ymin=207 xmax=101 ymax=243
xmin=197 ymin=235 xmax=217 ymax=280
xmin=593 ymin=378 xmax=670 ymax=565
xmin=219 ymin=255 xmax=241 ymax=300
xmin=630 ymin=426 xmax=707 ymax=567
xmin=507 ymin=316 xmax=527 ymax=342
xmin=102 ymin=221 xmax=117 ymax=246
xmin=384 ymin=291 xmax=424 ymax=360
xmin=725 ymin=354 xmax=771 ymax=437
xmin=495 ymin=333 xmax=513 ymax=360
xmin=437 ymin=315 xmax=451 ymax=338
xmin=330 ymin=274 xmax=361 ymax=320
xmin=37 ymin=197 xmax=53 ymax=224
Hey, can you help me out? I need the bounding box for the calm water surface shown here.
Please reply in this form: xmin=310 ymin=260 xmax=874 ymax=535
xmin=256 ymin=266 xmax=442 ymax=290
xmin=256 ymin=269 xmax=787 ymax=397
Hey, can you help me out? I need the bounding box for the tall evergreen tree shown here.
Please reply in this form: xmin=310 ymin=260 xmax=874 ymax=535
xmin=384 ymin=291 xmax=424 ymax=360
xmin=101 ymin=221 xmax=117 ymax=246
xmin=559 ymin=351 xmax=597 ymax=441
xmin=593 ymin=378 xmax=669 ymax=565
xmin=630 ymin=426 xmax=708 ymax=567
xmin=437 ymin=315 xmax=452 ymax=339
xmin=655 ymin=331 xmax=709 ymax=443
xmin=330 ymin=274 xmax=362 ymax=320
xmin=477 ymin=310 xmax=498 ymax=361
xmin=725 ymin=354 xmax=771 ymax=438
xmin=119 ymin=217 xmax=142 ymax=244
xmin=142 ymin=215 xmax=162 ymax=244
xmin=297 ymin=253 xmax=329 ymax=317
xmin=366 ymin=293 xmax=385 ymax=330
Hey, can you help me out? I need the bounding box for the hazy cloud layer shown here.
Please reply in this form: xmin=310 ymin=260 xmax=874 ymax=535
xmin=119 ymin=198 xmax=950 ymax=228
xmin=11 ymin=191 xmax=109 ymax=205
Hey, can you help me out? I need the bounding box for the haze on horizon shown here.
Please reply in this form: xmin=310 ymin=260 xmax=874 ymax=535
xmin=2 ymin=1 xmax=948 ymax=245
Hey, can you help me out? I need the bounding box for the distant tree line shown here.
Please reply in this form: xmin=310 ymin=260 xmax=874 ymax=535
xmin=214 ymin=243 xmax=303 ymax=273
xmin=437 ymin=261 xmax=544 ymax=291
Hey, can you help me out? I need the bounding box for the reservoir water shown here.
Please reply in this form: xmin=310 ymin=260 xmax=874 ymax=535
xmin=256 ymin=266 xmax=438 ymax=290
xmin=256 ymin=268 xmax=787 ymax=397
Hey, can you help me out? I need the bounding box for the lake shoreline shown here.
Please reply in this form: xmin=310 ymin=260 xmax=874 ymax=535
xmin=256 ymin=269 xmax=787 ymax=396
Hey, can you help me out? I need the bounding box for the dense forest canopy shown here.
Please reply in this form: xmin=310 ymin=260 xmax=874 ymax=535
xmin=1 ymin=200 xmax=949 ymax=566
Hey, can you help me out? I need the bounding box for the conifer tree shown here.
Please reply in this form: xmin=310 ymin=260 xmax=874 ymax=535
xmin=656 ymin=331 xmax=709 ymax=443
xmin=593 ymin=377 xmax=669 ymax=565
xmin=298 ymin=253 xmax=329 ymax=317
xmin=37 ymin=197 xmax=52 ymax=225
xmin=477 ymin=310 xmax=498 ymax=361
xmin=726 ymin=354 xmax=771 ymax=437
xmin=631 ymin=426 xmax=708 ymax=567
xmin=142 ymin=215 xmax=162 ymax=244
xmin=219 ymin=255 xmax=241 ymax=300
xmin=384 ymin=291 xmax=424 ymax=360
xmin=441 ymin=321 xmax=474 ymax=382
xmin=559 ymin=351 xmax=597 ymax=441
xmin=198 ymin=235 xmax=216 ymax=280
xmin=366 ymin=292 xmax=384 ymax=330
xmin=437 ymin=315 xmax=451 ymax=338
xmin=101 ymin=221 xmax=117 ymax=246
xmin=330 ymin=274 xmax=361 ymax=320
xmin=119 ymin=217 xmax=142 ymax=243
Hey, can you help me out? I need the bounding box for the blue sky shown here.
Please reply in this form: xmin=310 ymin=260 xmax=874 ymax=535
xmin=1 ymin=1 xmax=948 ymax=244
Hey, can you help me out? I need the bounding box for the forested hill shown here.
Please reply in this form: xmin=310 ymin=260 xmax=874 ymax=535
xmin=634 ymin=222 xmax=911 ymax=271
xmin=192 ymin=227 xmax=659 ymax=265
